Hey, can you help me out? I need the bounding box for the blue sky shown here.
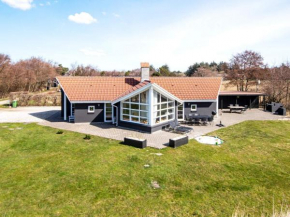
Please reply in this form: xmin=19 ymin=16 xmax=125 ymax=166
xmin=0 ymin=0 xmax=290 ymax=71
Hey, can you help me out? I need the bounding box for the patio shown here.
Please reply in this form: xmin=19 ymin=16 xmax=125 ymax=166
xmin=39 ymin=109 xmax=286 ymax=149
xmin=1 ymin=106 xmax=286 ymax=149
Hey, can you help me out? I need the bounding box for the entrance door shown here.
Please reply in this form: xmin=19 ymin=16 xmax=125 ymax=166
xmin=177 ymin=103 xmax=184 ymax=120
xmin=105 ymin=103 xmax=113 ymax=122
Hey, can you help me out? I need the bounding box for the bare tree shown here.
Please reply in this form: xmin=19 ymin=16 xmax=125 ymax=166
xmin=68 ymin=64 xmax=100 ymax=76
xmin=0 ymin=54 xmax=13 ymax=97
xmin=194 ymin=67 xmax=219 ymax=77
xmin=225 ymin=50 xmax=265 ymax=91
xmin=0 ymin=54 xmax=58 ymax=97
xmin=263 ymin=63 xmax=290 ymax=109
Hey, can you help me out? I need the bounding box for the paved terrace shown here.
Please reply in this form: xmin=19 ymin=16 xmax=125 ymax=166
xmin=0 ymin=107 xmax=287 ymax=149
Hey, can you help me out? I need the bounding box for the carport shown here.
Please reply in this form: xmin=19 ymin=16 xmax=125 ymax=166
xmin=218 ymin=91 xmax=266 ymax=109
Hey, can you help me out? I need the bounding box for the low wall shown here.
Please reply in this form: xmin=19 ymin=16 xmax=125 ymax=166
xmin=9 ymin=91 xmax=61 ymax=106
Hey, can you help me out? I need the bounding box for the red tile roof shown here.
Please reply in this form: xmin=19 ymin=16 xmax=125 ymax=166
xmin=57 ymin=76 xmax=222 ymax=102
xmin=112 ymin=80 xmax=151 ymax=102
xmin=150 ymin=77 xmax=222 ymax=100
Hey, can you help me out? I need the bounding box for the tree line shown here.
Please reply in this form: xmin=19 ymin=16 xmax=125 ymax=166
xmin=0 ymin=54 xmax=62 ymax=98
xmin=1 ymin=51 xmax=290 ymax=110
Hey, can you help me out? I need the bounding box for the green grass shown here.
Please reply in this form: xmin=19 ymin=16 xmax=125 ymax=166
xmin=0 ymin=121 xmax=290 ymax=216
xmin=0 ymin=104 xmax=9 ymax=108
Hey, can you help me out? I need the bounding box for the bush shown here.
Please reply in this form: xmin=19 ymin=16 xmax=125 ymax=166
xmin=56 ymin=130 xmax=64 ymax=134
xmin=84 ymin=135 xmax=91 ymax=140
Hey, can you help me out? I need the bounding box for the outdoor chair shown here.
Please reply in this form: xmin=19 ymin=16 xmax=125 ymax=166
xmin=201 ymin=117 xmax=208 ymax=125
xmin=186 ymin=115 xmax=194 ymax=125
xmin=208 ymin=116 xmax=214 ymax=125
xmin=241 ymin=105 xmax=248 ymax=114
xmin=194 ymin=118 xmax=202 ymax=126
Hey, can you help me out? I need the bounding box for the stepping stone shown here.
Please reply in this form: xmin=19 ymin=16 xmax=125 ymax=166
xmin=151 ymin=181 xmax=160 ymax=189
xmin=151 ymin=153 xmax=163 ymax=156
xmin=8 ymin=128 xmax=14 ymax=131
xmin=144 ymin=164 xmax=150 ymax=168
xmin=16 ymin=127 xmax=23 ymax=130
xmin=2 ymin=126 xmax=8 ymax=128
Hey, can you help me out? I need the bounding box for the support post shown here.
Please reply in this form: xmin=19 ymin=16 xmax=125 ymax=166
xmin=64 ymin=94 xmax=67 ymax=121
xmin=148 ymin=87 xmax=154 ymax=126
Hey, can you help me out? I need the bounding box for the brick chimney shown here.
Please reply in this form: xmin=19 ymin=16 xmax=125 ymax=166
xmin=141 ymin=62 xmax=150 ymax=82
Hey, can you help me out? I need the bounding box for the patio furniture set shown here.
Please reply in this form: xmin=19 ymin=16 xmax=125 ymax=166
xmin=228 ymin=104 xmax=248 ymax=113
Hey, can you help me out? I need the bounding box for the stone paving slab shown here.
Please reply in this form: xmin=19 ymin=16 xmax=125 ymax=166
xmin=40 ymin=114 xmax=177 ymax=149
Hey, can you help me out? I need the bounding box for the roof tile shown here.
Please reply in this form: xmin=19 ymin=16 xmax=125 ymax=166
xmin=57 ymin=76 xmax=222 ymax=101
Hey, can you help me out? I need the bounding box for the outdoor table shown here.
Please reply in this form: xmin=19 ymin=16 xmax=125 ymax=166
xmin=228 ymin=105 xmax=245 ymax=113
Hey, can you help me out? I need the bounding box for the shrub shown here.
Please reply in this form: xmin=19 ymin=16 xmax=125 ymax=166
xmin=84 ymin=135 xmax=91 ymax=140
xmin=56 ymin=130 xmax=64 ymax=134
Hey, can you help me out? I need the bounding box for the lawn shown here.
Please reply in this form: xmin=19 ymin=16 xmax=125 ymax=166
xmin=0 ymin=121 xmax=290 ymax=216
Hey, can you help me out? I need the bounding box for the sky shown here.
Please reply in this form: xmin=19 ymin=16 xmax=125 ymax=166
xmin=0 ymin=0 xmax=290 ymax=71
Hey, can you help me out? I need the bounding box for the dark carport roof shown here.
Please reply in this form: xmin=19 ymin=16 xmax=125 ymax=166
xmin=219 ymin=91 xmax=266 ymax=96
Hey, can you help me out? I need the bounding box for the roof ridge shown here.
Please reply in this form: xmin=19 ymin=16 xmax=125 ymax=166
xmin=112 ymin=80 xmax=151 ymax=102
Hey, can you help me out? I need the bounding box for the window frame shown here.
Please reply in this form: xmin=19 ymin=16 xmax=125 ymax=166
xmin=177 ymin=103 xmax=184 ymax=120
xmin=88 ymin=105 xmax=95 ymax=114
xmin=191 ymin=104 xmax=197 ymax=112
xmin=120 ymin=91 xmax=149 ymax=125
xmin=153 ymin=90 xmax=175 ymax=125
xmin=104 ymin=103 xmax=113 ymax=122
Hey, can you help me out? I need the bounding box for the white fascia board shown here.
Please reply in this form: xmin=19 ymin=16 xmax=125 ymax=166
xmin=183 ymin=100 xmax=217 ymax=102
xmin=71 ymin=101 xmax=111 ymax=104
xmin=217 ymin=77 xmax=223 ymax=99
xmin=56 ymin=77 xmax=71 ymax=102
xmin=152 ymin=83 xmax=183 ymax=103
xmin=111 ymin=84 xmax=151 ymax=104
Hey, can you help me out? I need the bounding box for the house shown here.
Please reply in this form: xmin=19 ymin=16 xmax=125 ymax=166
xmin=57 ymin=63 xmax=222 ymax=133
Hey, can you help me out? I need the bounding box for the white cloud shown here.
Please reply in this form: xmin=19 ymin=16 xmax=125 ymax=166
xmin=102 ymin=11 xmax=106 ymax=15
xmin=1 ymin=0 xmax=33 ymax=10
xmin=39 ymin=3 xmax=44 ymax=6
xmin=46 ymin=1 xmax=50 ymax=5
xmin=113 ymin=13 xmax=120 ymax=18
xmin=116 ymin=0 xmax=290 ymax=70
xmin=80 ymin=48 xmax=106 ymax=57
xmin=68 ymin=12 xmax=97 ymax=24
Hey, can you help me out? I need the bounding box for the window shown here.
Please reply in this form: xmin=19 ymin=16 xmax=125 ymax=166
xmin=191 ymin=104 xmax=197 ymax=111
xmin=121 ymin=91 xmax=149 ymax=125
xmin=105 ymin=103 xmax=112 ymax=122
xmin=88 ymin=106 xmax=95 ymax=113
xmin=153 ymin=90 xmax=175 ymax=124
xmin=178 ymin=104 xmax=184 ymax=120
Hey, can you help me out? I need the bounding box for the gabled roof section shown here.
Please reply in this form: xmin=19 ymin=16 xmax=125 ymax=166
xmin=112 ymin=80 xmax=151 ymax=103
xmin=56 ymin=76 xmax=222 ymax=102
xmin=150 ymin=77 xmax=222 ymax=100
xmin=56 ymin=77 xmax=140 ymax=102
